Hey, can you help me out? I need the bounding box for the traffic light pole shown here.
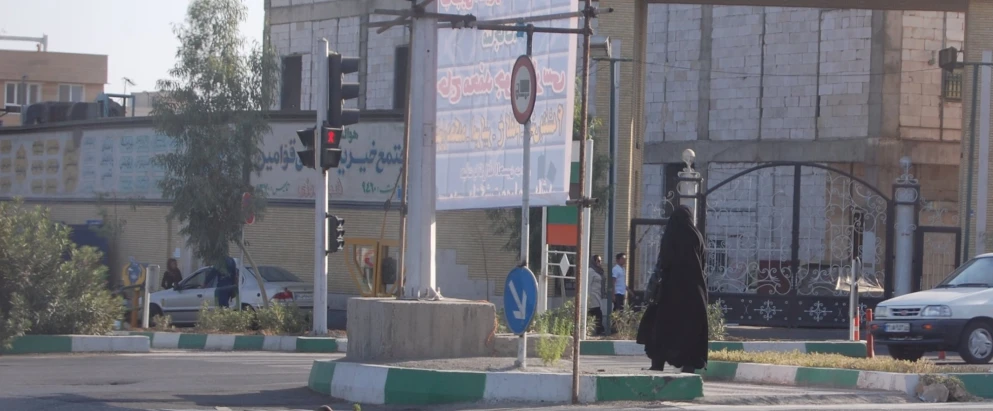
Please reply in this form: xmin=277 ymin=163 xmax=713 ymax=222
xmin=313 ymin=39 xmax=331 ymax=335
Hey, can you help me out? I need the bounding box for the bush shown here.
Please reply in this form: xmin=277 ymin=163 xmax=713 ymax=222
xmin=536 ymin=316 xmax=572 ymax=365
xmin=708 ymin=302 xmax=728 ymax=341
xmin=609 ymin=306 xmax=643 ymax=340
xmin=195 ymin=302 xmax=254 ymax=333
xmin=0 ymin=200 xmax=124 ymax=349
xmin=150 ymin=314 xmax=174 ymax=331
xmin=255 ymin=302 xmax=308 ymax=335
xmin=195 ymin=301 xmax=309 ymax=335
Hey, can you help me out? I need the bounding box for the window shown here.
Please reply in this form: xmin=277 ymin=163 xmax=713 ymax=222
xmin=943 ymin=67 xmax=963 ymax=101
xmin=394 ymin=45 xmax=410 ymax=110
xmin=4 ymin=82 xmax=41 ymax=106
xmin=280 ymin=55 xmax=302 ymax=110
xmin=59 ymin=84 xmax=84 ymax=102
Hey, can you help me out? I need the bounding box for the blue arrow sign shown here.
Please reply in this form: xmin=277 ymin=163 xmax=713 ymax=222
xmin=503 ymin=266 xmax=538 ymax=335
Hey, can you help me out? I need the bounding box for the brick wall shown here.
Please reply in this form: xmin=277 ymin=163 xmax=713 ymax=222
xmin=899 ymin=11 xmax=965 ymax=141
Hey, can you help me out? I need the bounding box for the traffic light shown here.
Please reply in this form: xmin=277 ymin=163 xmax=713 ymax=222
xmin=939 ymin=47 xmax=959 ymax=71
xmin=327 ymin=214 xmax=345 ymax=254
xmin=320 ymin=123 xmax=343 ymax=170
xmin=328 ymin=53 xmax=360 ymax=129
xmin=296 ymin=126 xmax=317 ymax=169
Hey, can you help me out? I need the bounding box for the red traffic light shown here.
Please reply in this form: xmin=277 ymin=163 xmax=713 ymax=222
xmin=326 ymin=128 xmax=337 ymax=145
xmin=321 ymin=125 xmax=342 ymax=149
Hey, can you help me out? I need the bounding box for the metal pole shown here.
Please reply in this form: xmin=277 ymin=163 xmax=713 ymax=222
xmin=313 ymin=39 xmax=330 ymax=335
xmin=976 ymin=51 xmax=992 ymax=255
xmin=603 ymin=54 xmax=620 ymax=335
xmin=516 ymin=29 xmax=535 ymax=370
xmin=572 ymin=0 xmax=593 ymax=404
xmin=579 ymin=139 xmax=594 ymax=340
xmin=964 ymin=64 xmax=980 ymax=260
xmin=538 ymin=208 xmax=549 ymax=313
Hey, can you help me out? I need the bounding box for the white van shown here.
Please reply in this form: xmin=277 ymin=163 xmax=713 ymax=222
xmin=869 ymin=254 xmax=993 ymax=364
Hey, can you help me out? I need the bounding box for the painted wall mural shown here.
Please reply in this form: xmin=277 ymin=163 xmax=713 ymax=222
xmin=0 ymin=120 xmax=404 ymax=204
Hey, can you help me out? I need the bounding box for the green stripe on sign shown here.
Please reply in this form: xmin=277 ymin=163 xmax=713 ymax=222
xmin=804 ymin=342 xmax=866 ymax=358
xmin=177 ymin=333 xmax=208 ymax=349
xmin=233 ymin=335 xmax=265 ymax=351
xmin=947 ymin=374 xmax=993 ymax=399
xmin=794 ymin=367 xmax=859 ymax=389
xmin=709 ymin=342 xmax=745 ymax=352
xmin=308 ymin=360 xmax=336 ymax=395
xmin=596 ymin=375 xmax=703 ymax=402
xmin=580 ymin=341 xmax=616 ymax=355
xmin=2 ymin=335 xmax=73 ymax=354
xmin=547 ymin=206 xmax=578 ymax=224
xmin=697 ymin=360 xmax=738 ymax=380
xmin=296 ymin=338 xmax=338 ymax=353
xmin=384 ymin=368 xmax=485 ymax=405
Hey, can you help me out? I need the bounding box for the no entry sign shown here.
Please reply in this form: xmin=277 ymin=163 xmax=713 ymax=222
xmin=511 ymin=55 xmax=537 ymax=125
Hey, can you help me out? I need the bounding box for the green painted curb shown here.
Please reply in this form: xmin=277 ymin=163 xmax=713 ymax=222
xmin=709 ymin=341 xmax=745 ymax=352
xmin=308 ymin=360 xmax=335 ymax=396
xmin=697 ymin=360 xmax=739 ymax=380
xmin=795 ymin=366 xmax=860 ymax=389
xmin=177 ymin=333 xmax=208 ymax=349
xmin=948 ymin=374 xmax=993 ymax=399
xmin=580 ymin=340 xmax=616 ymax=355
xmin=804 ymin=342 xmax=866 ymax=358
xmin=296 ymin=337 xmax=338 ymax=353
xmin=595 ymin=374 xmax=702 ymax=402
xmin=233 ymin=335 xmax=265 ymax=351
xmin=384 ymin=368 xmax=486 ymax=405
xmin=1 ymin=335 xmax=72 ymax=354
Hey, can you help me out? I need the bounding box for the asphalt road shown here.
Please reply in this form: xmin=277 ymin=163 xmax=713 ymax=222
xmin=0 ymin=351 xmax=984 ymax=411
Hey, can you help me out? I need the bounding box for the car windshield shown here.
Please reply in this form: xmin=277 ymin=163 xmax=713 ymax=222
xmin=246 ymin=266 xmax=302 ymax=283
xmin=935 ymin=257 xmax=993 ymax=288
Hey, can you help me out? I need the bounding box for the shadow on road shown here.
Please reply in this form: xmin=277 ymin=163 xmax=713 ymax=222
xmin=176 ymin=386 xmax=329 ymax=408
xmin=0 ymin=393 xmax=151 ymax=411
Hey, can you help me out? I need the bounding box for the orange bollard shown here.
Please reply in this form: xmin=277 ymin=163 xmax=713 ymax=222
xmin=853 ymin=314 xmax=860 ymax=341
xmin=866 ymin=309 xmax=875 ymax=358
xmin=939 ymin=350 xmax=946 ymax=360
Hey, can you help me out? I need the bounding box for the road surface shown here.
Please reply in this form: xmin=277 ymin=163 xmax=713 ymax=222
xmin=0 ymin=351 xmax=984 ymax=411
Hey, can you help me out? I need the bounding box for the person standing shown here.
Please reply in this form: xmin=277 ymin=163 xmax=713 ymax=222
xmin=588 ymin=255 xmax=606 ymax=336
xmin=636 ymin=205 xmax=708 ymax=373
xmin=610 ymin=253 xmax=628 ymax=310
xmin=161 ymin=258 xmax=183 ymax=290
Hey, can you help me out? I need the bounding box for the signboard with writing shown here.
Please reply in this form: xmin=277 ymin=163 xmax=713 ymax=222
xmin=251 ymin=121 xmax=405 ymax=204
xmin=435 ymin=0 xmax=578 ymax=210
xmin=0 ymin=120 xmax=404 ymax=204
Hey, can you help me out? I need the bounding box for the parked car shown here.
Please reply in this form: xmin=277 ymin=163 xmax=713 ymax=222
xmin=868 ymin=254 xmax=993 ymax=364
xmin=147 ymin=262 xmax=313 ymax=326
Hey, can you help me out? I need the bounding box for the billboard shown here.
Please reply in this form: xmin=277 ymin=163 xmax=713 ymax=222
xmin=435 ymin=0 xmax=578 ymax=210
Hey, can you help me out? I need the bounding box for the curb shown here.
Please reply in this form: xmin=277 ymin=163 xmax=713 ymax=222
xmin=126 ymin=332 xmax=346 ymax=353
xmin=1 ymin=335 xmax=150 ymax=354
xmin=307 ymin=360 xmax=703 ymax=405
xmin=698 ymin=361 xmax=993 ymax=399
xmin=580 ymin=340 xmax=867 ymax=358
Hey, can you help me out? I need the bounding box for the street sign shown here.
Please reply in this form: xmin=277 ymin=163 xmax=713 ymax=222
xmin=503 ymin=266 xmax=538 ymax=335
xmin=242 ymin=192 xmax=255 ymax=225
xmin=510 ymin=55 xmax=537 ymax=125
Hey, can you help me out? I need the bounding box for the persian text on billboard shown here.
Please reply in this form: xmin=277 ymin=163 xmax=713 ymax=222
xmin=435 ymin=0 xmax=577 ymax=210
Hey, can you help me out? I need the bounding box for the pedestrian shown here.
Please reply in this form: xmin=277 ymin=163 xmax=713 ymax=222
xmin=212 ymin=257 xmax=240 ymax=308
xmin=588 ymin=255 xmax=605 ymax=335
xmin=636 ymin=205 xmax=708 ymax=373
xmin=161 ymin=258 xmax=183 ymax=290
xmin=610 ymin=253 xmax=628 ymax=310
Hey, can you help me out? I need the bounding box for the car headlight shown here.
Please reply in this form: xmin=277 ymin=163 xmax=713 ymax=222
xmin=921 ymin=305 xmax=952 ymax=317
xmin=874 ymin=306 xmax=888 ymax=318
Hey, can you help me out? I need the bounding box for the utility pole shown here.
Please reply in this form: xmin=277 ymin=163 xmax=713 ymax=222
xmin=593 ymin=51 xmax=632 ymax=336
xmin=313 ymin=39 xmax=330 ymax=334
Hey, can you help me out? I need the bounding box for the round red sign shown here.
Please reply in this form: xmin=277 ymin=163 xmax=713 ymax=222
xmin=510 ymin=55 xmax=538 ymax=125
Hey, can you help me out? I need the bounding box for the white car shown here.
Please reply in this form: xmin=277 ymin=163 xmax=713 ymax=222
xmin=148 ymin=263 xmax=314 ymax=326
xmin=869 ymin=254 xmax=993 ymax=364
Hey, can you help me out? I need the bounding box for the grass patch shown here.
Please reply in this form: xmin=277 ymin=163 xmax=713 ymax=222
xmin=709 ymin=349 xmax=988 ymax=374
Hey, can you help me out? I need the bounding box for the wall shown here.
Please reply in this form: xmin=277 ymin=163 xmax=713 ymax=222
xmin=898 ymin=11 xmax=964 ymax=141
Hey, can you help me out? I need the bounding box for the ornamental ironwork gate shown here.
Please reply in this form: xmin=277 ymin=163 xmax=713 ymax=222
xmin=700 ymin=163 xmax=893 ymax=328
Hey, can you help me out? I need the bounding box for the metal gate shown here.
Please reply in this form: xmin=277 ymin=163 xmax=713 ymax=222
xmin=914 ymin=227 xmax=961 ymax=291
xmin=701 ymin=163 xmax=893 ymax=328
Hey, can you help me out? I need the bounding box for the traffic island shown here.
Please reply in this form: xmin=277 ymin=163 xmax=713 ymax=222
xmin=1 ymin=335 xmax=150 ymax=354
xmin=306 ymin=357 xmax=703 ymax=405
xmin=580 ymin=340 xmax=867 ymax=358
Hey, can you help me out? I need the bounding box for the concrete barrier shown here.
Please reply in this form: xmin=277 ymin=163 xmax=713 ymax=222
xmin=346 ymin=298 xmax=497 ymax=361
xmin=1 ymin=335 xmax=150 ymax=354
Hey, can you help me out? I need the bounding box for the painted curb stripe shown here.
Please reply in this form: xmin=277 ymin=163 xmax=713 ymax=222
xmin=1 ymin=335 xmax=72 ymax=354
xmin=580 ymin=340 xmax=616 ymax=355
xmin=384 ymin=368 xmax=487 ymax=405
xmin=709 ymin=341 xmax=745 ymax=352
xmin=576 ymin=341 xmax=867 ymax=358
xmin=804 ymin=342 xmax=867 ymax=358
xmin=697 ymin=360 xmax=739 ymax=380
xmin=308 ymin=360 xmax=335 ymax=395
xmin=233 ymin=335 xmax=265 ymax=351
xmin=177 ymin=333 xmax=208 ymax=349
xmin=152 ymin=332 xmax=181 ymax=349
xmin=596 ymin=374 xmax=703 ymax=402
xmin=1 ymin=335 xmax=149 ymax=354
xmin=204 ymin=334 xmax=236 ymax=350
xmin=127 ymin=332 xmax=344 ymax=352
xmin=331 ymin=362 xmax=389 ymax=405
xmin=947 ymin=374 xmax=993 ymax=399
xmin=795 ymin=366 xmax=860 ymax=389
xmin=296 ymin=337 xmax=338 ymax=353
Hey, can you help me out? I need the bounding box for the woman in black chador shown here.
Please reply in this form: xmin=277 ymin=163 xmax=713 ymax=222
xmin=636 ymin=205 xmax=709 ymax=372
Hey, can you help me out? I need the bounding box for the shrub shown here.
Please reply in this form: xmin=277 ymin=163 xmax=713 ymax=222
xmin=708 ymin=302 xmax=728 ymax=341
xmin=195 ymin=302 xmax=254 ymax=333
xmin=255 ymin=302 xmax=308 ymax=335
xmin=609 ymin=306 xmax=644 ymax=340
xmin=0 ymin=200 xmax=124 ymax=349
xmin=536 ymin=316 xmax=572 ymax=365
xmin=150 ymin=314 xmax=174 ymax=331
xmin=919 ymin=374 xmax=980 ymax=402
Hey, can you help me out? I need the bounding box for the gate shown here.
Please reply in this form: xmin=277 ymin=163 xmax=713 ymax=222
xmin=913 ymin=227 xmax=961 ymax=291
xmin=701 ymin=163 xmax=893 ymax=328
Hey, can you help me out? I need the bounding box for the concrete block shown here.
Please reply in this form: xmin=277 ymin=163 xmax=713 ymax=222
xmin=346 ymin=297 xmax=497 ymax=361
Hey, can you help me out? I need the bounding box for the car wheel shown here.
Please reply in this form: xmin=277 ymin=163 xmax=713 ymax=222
xmin=888 ymin=345 xmax=925 ymax=362
xmin=958 ymin=321 xmax=993 ymax=364
xmin=149 ymin=305 xmax=164 ymax=328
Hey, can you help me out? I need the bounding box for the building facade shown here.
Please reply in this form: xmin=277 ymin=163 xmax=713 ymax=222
xmin=0 ymin=49 xmax=108 ymax=127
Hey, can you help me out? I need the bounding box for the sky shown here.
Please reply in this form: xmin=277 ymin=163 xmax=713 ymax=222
xmin=0 ymin=0 xmax=265 ymax=94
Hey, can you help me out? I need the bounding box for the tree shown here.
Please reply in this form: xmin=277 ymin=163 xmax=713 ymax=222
xmin=486 ymin=97 xmax=611 ymax=272
xmin=152 ymin=0 xmax=278 ymax=306
xmin=0 ymin=199 xmax=123 ymax=349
